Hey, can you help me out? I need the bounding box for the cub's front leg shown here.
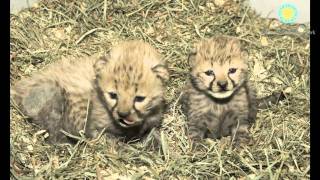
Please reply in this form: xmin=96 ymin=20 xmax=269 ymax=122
xmin=136 ymin=113 xmax=163 ymax=150
xmin=222 ymin=111 xmax=253 ymax=146
xmin=187 ymin=112 xmax=221 ymax=141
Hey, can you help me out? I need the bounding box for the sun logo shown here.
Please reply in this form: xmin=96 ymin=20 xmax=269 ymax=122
xmin=278 ymin=3 xmax=298 ymax=24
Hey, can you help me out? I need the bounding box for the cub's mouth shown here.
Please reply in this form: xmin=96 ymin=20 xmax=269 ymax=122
xmin=208 ymin=80 xmax=244 ymax=99
xmin=118 ymin=118 xmax=136 ymax=127
xmin=209 ymin=90 xmax=234 ymax=99
xmin=118 ymin=117 xmax=139 ymax=128
xmin=113 ymin=111 xmax=143 ymax=127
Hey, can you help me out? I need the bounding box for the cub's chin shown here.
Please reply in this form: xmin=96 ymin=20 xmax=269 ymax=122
xmin=208 ymin=90 xmax=235 ymax=99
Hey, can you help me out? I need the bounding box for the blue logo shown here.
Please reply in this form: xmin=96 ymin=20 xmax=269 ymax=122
xmin=278 ymin=3 xmax=298 ymax=24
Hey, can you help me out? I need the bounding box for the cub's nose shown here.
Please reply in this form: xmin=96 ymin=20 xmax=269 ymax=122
xmin=217 ymin=80 xmax=228 ymax=90
xmin=117 ymin=111 xmax=130 ymax=118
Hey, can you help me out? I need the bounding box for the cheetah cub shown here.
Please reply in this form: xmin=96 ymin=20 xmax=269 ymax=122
xmin=181 ymin=36 xmax=257 ymax=145
xmin=11 ymin=40 xmax=169 ymax=144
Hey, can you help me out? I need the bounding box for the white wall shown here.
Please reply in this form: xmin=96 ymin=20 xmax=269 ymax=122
xmin=10 ymin=0 xmax=39 ymax=14
xmin=10 ymin=0 xmax=310 ymax=24
xmin=249 ymin=0 xmax=310 ymax=24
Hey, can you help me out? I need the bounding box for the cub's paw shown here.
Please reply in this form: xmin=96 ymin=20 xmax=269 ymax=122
xmin=232 ymin=131 xmax=254 ymax=147
xmin=144 ymin=129 xmax=162 ymax=151
xmin=231 ymin=124 xmax=254 ymax=147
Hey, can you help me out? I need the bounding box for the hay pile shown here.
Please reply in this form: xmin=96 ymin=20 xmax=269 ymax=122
xmin=10 ymin=0 xmax=310 ymax=179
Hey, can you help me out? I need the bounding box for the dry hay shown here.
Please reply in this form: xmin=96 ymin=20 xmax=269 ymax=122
xmin=10 ymin=0 xmax=310 ymax=179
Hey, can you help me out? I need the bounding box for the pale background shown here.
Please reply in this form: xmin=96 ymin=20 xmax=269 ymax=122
xmin=249 ymin=0 xmax=310 ymax=24
xmin=11 ymin=0 xmax=310 ymax=24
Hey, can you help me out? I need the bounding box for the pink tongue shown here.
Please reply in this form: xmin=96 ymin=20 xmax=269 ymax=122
xmin=124 ymin=118 xmax=134 ymax=124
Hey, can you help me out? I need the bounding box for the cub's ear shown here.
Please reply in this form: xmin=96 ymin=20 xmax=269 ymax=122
xmin=94 ymin=55 xmax=109 ymax=75
xmin=152 ymin=64 xmax=170 ymax=82
xmin=240 ymin=49 xmax=249 ymax=61
xmin=187 ymin=47 xmax=197 ymax=67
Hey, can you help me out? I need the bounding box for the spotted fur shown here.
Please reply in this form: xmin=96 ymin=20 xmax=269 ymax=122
xmin=181 ymin=36 xmax=258 ymax=145
xmin=11 ymin=40 xmax=169 ymax=144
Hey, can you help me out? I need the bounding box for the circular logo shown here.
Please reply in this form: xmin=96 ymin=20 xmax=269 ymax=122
xmin=278 ymin=3 xmax=298 ymax=24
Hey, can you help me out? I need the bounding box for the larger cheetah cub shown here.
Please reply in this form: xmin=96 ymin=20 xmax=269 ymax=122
xmin=11 ymin=41 xmax=169 ymax=144
xmin=181 ymin=36 xmax=257 ymax=145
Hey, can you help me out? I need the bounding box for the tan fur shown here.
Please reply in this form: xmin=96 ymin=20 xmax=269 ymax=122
xmin=181 ymin=36 xmax=257 ymax=145
xmin=11 ymin=40 xmax=168 ymax=144
xmin=87 ymin=41 xmax=168 ymax=140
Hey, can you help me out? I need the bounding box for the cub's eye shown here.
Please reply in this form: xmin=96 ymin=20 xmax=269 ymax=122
xmin=228 ymin=68 xmax=237 ymax=74
xmin=108 ymin=92 xmax=118 ymax=99
xmin=134 ymin=96 xmax=146 ymax=102
xmin=204 ymin=70 xmax=214 ymax=76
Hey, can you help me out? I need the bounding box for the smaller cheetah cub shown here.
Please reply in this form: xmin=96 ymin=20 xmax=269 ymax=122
xmin=181 ymin=36 xmax=257 ymax=145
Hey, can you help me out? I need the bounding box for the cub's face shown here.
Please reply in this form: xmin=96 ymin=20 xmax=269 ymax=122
xmin=189 ymin=36 xmax=248 ymax=99
xmin=95 ymin=41 xmax=169 ymax=128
